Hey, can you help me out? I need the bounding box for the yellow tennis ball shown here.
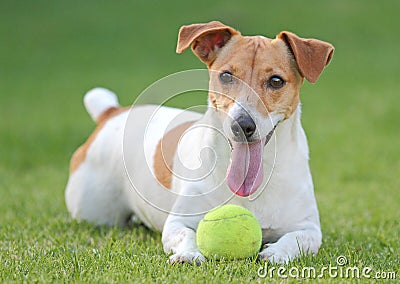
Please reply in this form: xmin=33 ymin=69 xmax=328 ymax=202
xmin=196 ymin=204 xmax=262 ymax=259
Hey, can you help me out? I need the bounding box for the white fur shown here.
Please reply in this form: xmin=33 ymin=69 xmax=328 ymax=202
xmin=66 ymin=88 xmax=321 ymax=264
xmin=84 ymin=87 xmax=120 ymax=121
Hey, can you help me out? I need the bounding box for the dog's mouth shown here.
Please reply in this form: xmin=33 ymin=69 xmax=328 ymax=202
xmin=226 ymin=124 xmax=278 ymax=197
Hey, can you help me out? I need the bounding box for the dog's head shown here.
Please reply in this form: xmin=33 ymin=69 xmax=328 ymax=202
xmin=177 ymin=21 xmax=334 ymax=196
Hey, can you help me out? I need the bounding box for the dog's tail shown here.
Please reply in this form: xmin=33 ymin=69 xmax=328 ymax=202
xmin=83 ymin=87 xmax=120 ymax=123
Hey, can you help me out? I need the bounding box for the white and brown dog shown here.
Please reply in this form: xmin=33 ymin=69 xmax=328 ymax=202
xmin=65 ymin=21 xmax=334 ymax=264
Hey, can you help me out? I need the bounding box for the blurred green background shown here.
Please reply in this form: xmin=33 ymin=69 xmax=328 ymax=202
xmin=0 ymin=0 xmax=399 ymax=282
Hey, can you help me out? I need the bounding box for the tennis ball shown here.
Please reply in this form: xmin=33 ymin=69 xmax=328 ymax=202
xmin=196 ymin=204 xmax=262 ymax=259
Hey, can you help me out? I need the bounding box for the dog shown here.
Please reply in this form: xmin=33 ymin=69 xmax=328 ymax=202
xmin=65 ymin=21 xmax=334 ymax=264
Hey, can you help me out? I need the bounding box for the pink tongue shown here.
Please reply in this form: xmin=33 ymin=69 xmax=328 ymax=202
xmin=226 ymin=138 xmax=265 ymax=197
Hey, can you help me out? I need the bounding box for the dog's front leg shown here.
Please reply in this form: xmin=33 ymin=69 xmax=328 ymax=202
xmin=162 ymin=214 xmax=205 ymax=265
xmin=259 ymin=227 xmax=322 ymax=264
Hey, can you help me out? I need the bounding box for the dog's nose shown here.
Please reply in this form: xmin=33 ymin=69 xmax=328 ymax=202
xmin=231 ymin=115 xmax=256 ymax=140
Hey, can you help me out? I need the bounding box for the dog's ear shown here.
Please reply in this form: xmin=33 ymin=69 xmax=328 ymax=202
xmin=278 ymin=32 xmax=334 ymax=83
xmin=177 ymin=21 xmax=240 ymax=66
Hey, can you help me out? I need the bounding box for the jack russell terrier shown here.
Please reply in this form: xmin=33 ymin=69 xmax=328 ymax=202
xmin=65 ymin=21 xmax=334 ymax=264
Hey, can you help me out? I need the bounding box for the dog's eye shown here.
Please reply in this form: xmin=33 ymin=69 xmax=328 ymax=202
xmin=267 ymin=76 xmax=285 ymax=89
xmin=219 ymin=71 xmax=234 ymax=84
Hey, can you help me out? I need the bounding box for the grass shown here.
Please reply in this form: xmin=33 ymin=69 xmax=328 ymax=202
xmin=1 ymin=0 xmax=399 ymax=282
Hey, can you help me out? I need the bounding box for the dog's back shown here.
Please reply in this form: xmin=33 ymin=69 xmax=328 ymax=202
xmin=66 ymin=88 xmax=201 ymax=229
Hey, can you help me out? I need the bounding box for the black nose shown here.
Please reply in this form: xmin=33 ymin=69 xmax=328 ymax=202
xmin=231 ymin=115 xmax=256 ymax=140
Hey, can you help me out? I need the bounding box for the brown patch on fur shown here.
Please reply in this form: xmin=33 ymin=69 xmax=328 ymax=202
xmin=254 ymin=39 xmax=304 ymax=119
xmin=69 ymin=106 xmax=130 ymax=174
xmin=208 ymin=36 xmax=304 ymax=120
xmin=177 ymin=21 xmax=333 ymax=124
xmin=209 ymin=91 xmax=235 ymax=113
xmin=153 ymin=121 xmax=195 ymax=189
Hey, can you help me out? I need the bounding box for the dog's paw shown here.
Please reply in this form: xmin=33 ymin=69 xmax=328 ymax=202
xmin=258 ymin=244 xmax=292 ymax=264
xmin=169 ymin=251 xmax=206 ymax=265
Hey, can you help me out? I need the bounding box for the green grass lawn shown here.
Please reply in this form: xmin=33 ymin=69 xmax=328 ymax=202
xmin=1 ymin=0 xmax=399 ymax=282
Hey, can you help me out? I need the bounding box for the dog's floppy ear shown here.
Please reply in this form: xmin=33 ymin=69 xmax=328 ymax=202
xmin=177 ymin=21 xmax=240 ymax=65
xmin=278 ymin=32 xmax=334 ymax=83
